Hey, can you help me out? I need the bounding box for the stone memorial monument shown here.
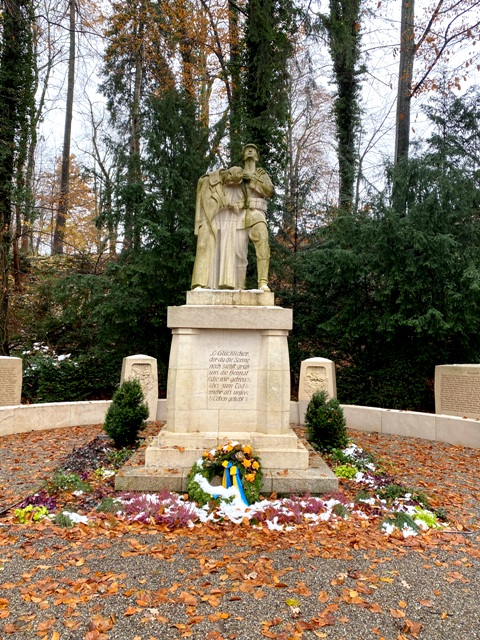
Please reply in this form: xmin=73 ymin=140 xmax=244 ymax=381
xmin=116 ymin=145 xmax=336 ymax=495
xmin=298 ymin=357 xmax=337 ymax=422
xmin=435 ymin=364 xmax=480 ymax=419
xmin=0 ymin=356 xmax=22 ymax=406
xmin=120 ymin=354 xmax=158 ymax=421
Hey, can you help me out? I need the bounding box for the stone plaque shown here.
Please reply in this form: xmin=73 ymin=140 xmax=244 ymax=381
xmin=207 ymin=349 xmax=252 ymax=406
xmin=304 ymin=365 xmax=327 ymax=396
xmin=435 ymin=364 xmax=480 ymax=418
xmin=121 ymin=355 xmax=158 ymax=421
xmin=0 ymin=356 xmax=22 ymax=406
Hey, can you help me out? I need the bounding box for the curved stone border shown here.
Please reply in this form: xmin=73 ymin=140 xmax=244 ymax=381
xmin=0 ymin=400 xmax=167 ymax=438
xmin=2 ymin=400 xmax=479 ymax=449
xmin=341 ymin=404 xmax=480 ymax=449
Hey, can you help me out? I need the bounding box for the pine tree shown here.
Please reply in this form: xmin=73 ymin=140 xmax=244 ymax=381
xmin=0 ymin=0 xmax=35 ymax=354
xmin=241 ymin=0 xmax=297 ymax=182
xmin=319 ymin=0 xmax=364 ymax=210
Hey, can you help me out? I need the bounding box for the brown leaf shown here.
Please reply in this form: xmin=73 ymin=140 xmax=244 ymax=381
xmin=180 ymin=592 xmax=198 ymax=607
xmin=390 ymin=608 xmax=406 ymax=619
xmin=419 ymin=599 xmax=433 ymax=607
xmin=89 ymin=615 xmax=114 ymax=632
xmin=403 ymin=619 xmax=423 ymax=638
xmin=37 ymin=618 xmax=56 ymax=632
xmin=3 ymin=623 xmax=17 ymax=634
xmin=124 ymin=606 xmax=140 ymax=616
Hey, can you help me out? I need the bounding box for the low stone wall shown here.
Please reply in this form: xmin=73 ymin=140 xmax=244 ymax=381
xmin=0 ymin=400 xmax=168 ymax=437
xmin=2 ymin=399 xmax=479 ymax=449
xmin=338 ymin=404 xmax=480 ymax=449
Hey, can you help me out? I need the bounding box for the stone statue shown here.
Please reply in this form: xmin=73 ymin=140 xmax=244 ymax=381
xmin=191 ymin=144 xmax=273 ymax=292
xmin=237 ymin=144 xmax=273 ymax=292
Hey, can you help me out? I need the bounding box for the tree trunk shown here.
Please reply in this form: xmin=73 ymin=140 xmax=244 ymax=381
xmin=228 ymin=0 xmax=242 ymax=164
xmin=392 ymin=0 xmax=415 ymax=213
xmin=394 ymin=0 xmax=415 ymax=165
xmin=52 ymin=0 xmax=76 ymax=255
xmin=123 ymin=21 xmax=143 ymax=252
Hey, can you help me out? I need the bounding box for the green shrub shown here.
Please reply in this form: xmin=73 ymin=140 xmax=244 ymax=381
xmin=103 ymin=379 xmax=149 ymax=448
xmin=304 ymin=390 xmax=348 ymax=452
xmin=21 ymin=347 xmax=120 ymax=403
xmin=334 ymin=464 xmax=357 ymax=479
xmin=46 ymin=470 xmax=91 ymax=494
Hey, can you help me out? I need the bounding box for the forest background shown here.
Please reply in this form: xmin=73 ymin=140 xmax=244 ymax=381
xmin=1 ymin=0 xmax=480 ymax=412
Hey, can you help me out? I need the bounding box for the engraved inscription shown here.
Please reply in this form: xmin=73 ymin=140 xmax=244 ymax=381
xmin=440 ymin=373 xmax=480 ymax=414
xmin=0 ymin=367 xmax=21 ymax=405
xmin=304 ymin=366 xmax=327 ymax=397
xmin=208 ymin=349 xmax=251 ymax=404
xmin=131 ymin=363 xmax=154 ymax=393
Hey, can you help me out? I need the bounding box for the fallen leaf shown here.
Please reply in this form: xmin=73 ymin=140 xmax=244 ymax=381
xmin=419 ymin=599 xmax=433 ymax=607
xmin=318 ymin=590 xmax=329 ymax=603
xmin=403 ymin=619 xmax=423 ymax=637
xmin=390 ymin=609 xmax=406 ymax=619
xmin=180 ymin=592 xmax=198 ymax=607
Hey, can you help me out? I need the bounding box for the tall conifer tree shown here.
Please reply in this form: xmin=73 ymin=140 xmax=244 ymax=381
xmin=0 ymin=0 xmax=35 ymax=354
xmin=241 ymin=0 xmax=297 ymax=181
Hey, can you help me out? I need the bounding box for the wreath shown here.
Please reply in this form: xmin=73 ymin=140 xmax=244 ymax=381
xmin=187 ymin=442 xmax=263 ymax=507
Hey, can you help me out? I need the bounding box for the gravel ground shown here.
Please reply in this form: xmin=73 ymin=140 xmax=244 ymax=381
xmin=1 ymin=425 xmax=479 ymax=639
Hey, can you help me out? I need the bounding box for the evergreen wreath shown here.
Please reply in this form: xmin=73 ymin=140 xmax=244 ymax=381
xmin=187 ymin=442 xmax=263 ymax=507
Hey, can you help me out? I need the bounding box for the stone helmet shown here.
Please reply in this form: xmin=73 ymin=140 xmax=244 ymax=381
xmin=242 ymin=144 xmax=259 ymax=161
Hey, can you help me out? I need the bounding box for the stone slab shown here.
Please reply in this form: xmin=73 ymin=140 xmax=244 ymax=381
xmin=168 ymin=305 xmax=292 ymax=330
xmin=435 ymin=414 xmax=480 ymax=448
xmin=435 ymin=364 xmax=480 ymax=419
xmin=69 ymin=401 xmax=110 ymax=426
xmin=115 ymin=466 xmax=187 ymax=492
xmin=341 ymin=405 xmax=384 ymax=433
xmin=121 ymin=355 xmax=158 ymax=421
xmin=145 ymin=428 xmax=310 ymax=470
xmin=0 ymin=407 xmax=15 ymax=436
xmin=14 ymin=403 xmax=72 ymax=432
xmin=0 ymin=356 xmax=22 ymax=406
xmin=382 ymin=409 xmax=436 ymax=440
xmin=115 ymin=459 xmax=337 ymax=495
xmin=156 ymin=398 xmax=167 ymax=421
xmin=186 ymin=289 xmax=275 ymax=307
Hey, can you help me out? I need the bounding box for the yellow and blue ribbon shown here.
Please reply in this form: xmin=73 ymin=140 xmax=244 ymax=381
xmin=222 ymin=462 xmax=249 ymax=505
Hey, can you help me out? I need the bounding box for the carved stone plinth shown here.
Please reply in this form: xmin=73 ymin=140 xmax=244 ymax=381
xmin=116 ymin=290 xmax=337 ymax=495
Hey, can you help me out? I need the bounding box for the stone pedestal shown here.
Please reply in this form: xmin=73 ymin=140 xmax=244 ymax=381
xmin=120 ymin=354 xmax=158 ymax=421
xmin=116 ymin=291 xmax=337 ymax=495
xmin=298 ymin=357 xmax=337 ymax=423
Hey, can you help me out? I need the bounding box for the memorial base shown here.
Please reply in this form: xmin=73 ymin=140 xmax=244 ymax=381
xmin=115 ymin=290 xmax=338 ymax=495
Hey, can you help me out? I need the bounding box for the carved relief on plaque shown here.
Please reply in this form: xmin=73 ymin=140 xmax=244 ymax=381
xmin=304 ymin=366 xmax=327 ymax=397
xmin=131 ymin=363 xmax=154 ymax=393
